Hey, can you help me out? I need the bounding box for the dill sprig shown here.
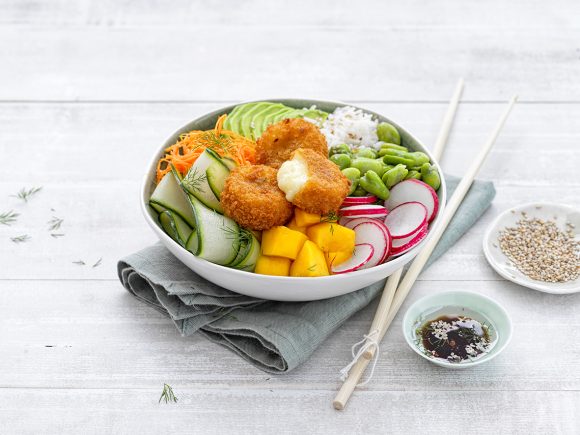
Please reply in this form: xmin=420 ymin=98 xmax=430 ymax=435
xmin=11 ymin=186 xmax=42 ymax=202
xmin=51 ymin=233 xmax=65 ymax=238
xmin=221 ymin=223 xmax=253 ymax=253
xmin=200 ymin=131 xmax=235 ymax=155
xmin=181 ymin=168 xmax=207 ymax=194
xmin=159 ymin=384 xmax=178 ymax=404
xmin=47 ymin=216 xmax=64 ymax=231
xmin=10 ymin=234 xmax=30 ymax=243
xmin=72 ymin=260 xmax=86 ymax=266
xmin=307 ymin=264 xmax=318 ymax=272
xmin=0 ymin=210 xmax=19 ymax=226
xmin=320 ymin=211 xmax=339 ymax=223
xmin=92 ymin=257 xmax=102 ymax=268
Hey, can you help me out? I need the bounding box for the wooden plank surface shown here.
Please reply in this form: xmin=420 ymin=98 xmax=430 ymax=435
xmin=1 ymin=0 xmax=579 ymax=433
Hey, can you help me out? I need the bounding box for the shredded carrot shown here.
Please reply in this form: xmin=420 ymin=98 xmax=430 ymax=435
xmin=155 ymin=114 xmax=257 ymax=183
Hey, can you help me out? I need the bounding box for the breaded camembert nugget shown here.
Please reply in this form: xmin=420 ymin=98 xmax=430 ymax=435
xmin=221 ymin=165 xmax=293 ymax=231
xmin=256 ymin=118 xmax=328 ymax=168
xmin=277 ymin=148 xmax=349 ymax=215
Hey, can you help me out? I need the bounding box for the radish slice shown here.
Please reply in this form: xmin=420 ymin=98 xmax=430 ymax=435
xmin=340 ymin=204 xmax=388 ymax=219
xmin=332 ymin=243 xmax=374 ymax=274
xmin=341 ymin=195 xmax=378 ymax=206
xmin=338 ymin=216 xmax=352 ymax=226
xmin=385 ymin=179 xmax=439 ymax=223
xmin=343 ymin=217 xmax=392 ymax=264
xmin=384 ymin=201 xmax=428 ymax=239
xmin=390 ymin=224 xmax=428 ymax=256
xmin=351 ymin=221 xmax=391 ymax=268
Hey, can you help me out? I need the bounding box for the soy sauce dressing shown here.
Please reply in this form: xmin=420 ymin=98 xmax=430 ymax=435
xmin=418 ymin=315 xmax=492 ymax=362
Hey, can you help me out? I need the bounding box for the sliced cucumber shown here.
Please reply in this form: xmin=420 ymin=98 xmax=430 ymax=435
xmin=227 ymin=228 xmax=252 ymax=267
xmin=158 ymin=210 xmax=193 ymax=247
xmin=233 ymin=233 xmax=260 ymax=272
xmin=221 ymin=156 xmax=238 ymax=171
xmin=149 ymin=171 xmax=196 ymax=228
xmin=181 ymin=149 xmax=230 ymax=213
xmin=149 ymin=202 xmax=165 ymax=213
xmin=206 ymin=158 xmax=230 ymax=200
xmin=188 ymin=194 xmax=240 ymax=265
xmin=185 ymin=229 xmax=199 ymax=254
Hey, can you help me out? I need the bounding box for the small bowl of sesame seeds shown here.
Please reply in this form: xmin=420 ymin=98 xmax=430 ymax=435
xmin=403 ymin=291 xmax=512 ymax=368
xmin=483 ymin=203 xmax=580 ymax=294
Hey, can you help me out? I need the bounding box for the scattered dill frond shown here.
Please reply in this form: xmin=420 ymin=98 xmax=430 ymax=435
xmin=159 ymin=384 xmax=178 ymax=404
xmin=0 ymin=210 xmax=19 ymax=226
xmin=181 ymin=168 xmax=207 ymax=194
xmin=51 ymin=233 xmax=65 ymax=238
xmin=11 ymin=186 xmax=42 ymax=202
xmin=307 ymin=264 xmax=317 ymax=272
xmin=72 ymin=260 xmax=85 ymax=266
xmin=329 ymin=224 xmax=335 ymax=235
xmin=92 ymin=257 xmax=102 ymax=268
xmin=10 ymin=234 xmax=30 ymax=243
xmin=47 ymin=216 xmax=64 ymax=231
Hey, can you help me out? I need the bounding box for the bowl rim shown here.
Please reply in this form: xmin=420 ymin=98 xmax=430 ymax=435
xmin=482 ymin=201 xmax=580 ymax=295
xmin=402 ymin=290 xmax=513 ymax=368
xmin=140 ymin=98 xmax=447 ymax=284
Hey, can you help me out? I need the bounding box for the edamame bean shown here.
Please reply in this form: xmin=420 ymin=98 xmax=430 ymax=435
xmin=359 ymin=170 xmax=390 ymax=200
xmin=330 ymin=153 xmax=351 ymax=170
xmin=420 ymin=163 xmax=441 ymax=190
xmin=329 ymin=143 xmax=351 ymax=156
xmin=377 ymin=122 xmax=401 ymax=145
xmin=342 ymin=167 xmax=361 ymax=196
xmin=351 ymin=185 xmax=368 ymax=197
xmin=381 ymin=164 xmax=409 ymax=188
xmin=351 ymin=157 xmax=385 ymax=176
xmin=378 ymin=143 xmax=408 ymax=154
xmin=382 ymin=153 xmax=416 ymax=167
xmin=409 ymin=152 xmax=430 ymax=167
xmin=355 ymin=147 xmax=377 ymax=159
xmin=405 ymin=170 xmax=421 ymax=180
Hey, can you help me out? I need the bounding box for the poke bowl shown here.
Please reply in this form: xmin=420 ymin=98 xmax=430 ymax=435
xmin=141 ymin=99 xmax=446 ymax=301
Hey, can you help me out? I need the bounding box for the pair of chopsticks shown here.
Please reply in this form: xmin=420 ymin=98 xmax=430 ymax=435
xmin=333 ymin=80 xmax=517 ymax=410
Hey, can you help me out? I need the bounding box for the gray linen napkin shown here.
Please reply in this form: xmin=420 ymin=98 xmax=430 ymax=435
xmin=118 ymin=175 xmax=495 ymax=373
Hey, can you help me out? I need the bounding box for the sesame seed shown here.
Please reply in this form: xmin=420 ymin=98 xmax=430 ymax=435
xmin=498 ymin=217 xmax=580 ymax=283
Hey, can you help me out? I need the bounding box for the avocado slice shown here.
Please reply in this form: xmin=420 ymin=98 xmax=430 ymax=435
xmin=271 ymin=107 xmax=296 ymax=123
xmin=251 ymin=103 xmax=286 ymax=139
xmin=225 ymin=102 xmax=260 ymax=135
xmin=239 ymin=102 xmax=273 ymax=139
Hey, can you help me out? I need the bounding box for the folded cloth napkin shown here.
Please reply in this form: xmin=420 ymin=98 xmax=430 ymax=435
xmin=118 ymin=175 xmax=495 ymax=373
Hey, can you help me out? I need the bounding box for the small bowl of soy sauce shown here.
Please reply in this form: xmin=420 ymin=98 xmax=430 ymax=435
xmin=403 ymin=291 xmax=512 ymax=368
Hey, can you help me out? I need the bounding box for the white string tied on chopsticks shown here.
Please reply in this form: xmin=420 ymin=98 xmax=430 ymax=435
xmin=338 ymin=328 xmax=380 ymax=386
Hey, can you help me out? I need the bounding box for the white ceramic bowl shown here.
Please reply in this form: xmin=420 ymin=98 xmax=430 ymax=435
xmin=141 ymin=99 xmax=447 ymax=301
xmin=483 ymin=202 xmax=580 ymax=294
xmin=403 ymin=291 xmax=512 ymax=368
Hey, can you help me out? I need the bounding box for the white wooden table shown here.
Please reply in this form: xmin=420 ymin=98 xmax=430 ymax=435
xmin=1 ymin=1 xmax=579 ymax=433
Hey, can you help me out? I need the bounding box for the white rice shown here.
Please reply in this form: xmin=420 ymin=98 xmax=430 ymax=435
xmin=320 ymin=106 xmax=379 ymax=149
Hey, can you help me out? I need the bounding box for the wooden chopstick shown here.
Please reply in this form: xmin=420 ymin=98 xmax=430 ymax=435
xmin=333 ymin=80 xmax=464 ymax=411
xmin=360 ymin=78 xmax=465 ymax=362
xmin=333 ymin=94 xmax=518 ymax=411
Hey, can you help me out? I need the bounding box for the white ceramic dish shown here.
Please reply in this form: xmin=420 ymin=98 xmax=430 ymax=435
xmin=403 ymin=291 xmax=512 ymax=368
xmin=483 ymin=202 xmax=580 ymax=294
xmin=141 ymin=99 xmax=447 ymax=301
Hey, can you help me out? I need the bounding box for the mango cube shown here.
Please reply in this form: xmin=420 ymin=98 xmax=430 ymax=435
xmin=289 ymin=240 xmax=329 ymax=277
xmin=295 ymin=209 xmax=324 ymax=227
xmin=255 ymin=255 xmax=291 ymax=276
xmin=306 ymin=223 xmax=356 ymax=253
xmin=286 ymin=218 xmax=307 ymax=235
xmin=325 ymin=250 xmax=352 ymax=269
xmin=261 ymin=226 xmax=308 ymax=260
